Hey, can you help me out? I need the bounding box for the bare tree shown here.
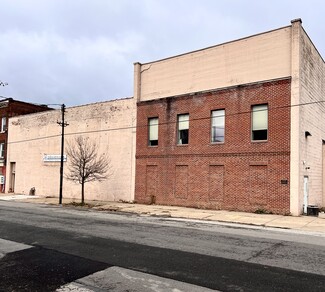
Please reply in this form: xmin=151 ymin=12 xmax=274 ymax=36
xmin=65 ymin=136 xmax=112 ymax=204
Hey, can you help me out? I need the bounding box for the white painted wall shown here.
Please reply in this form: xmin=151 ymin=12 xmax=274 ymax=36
xmin=299 ymin=27 xmax=325 ymax=211
xmin=290 ymin=19 xmax=325 ymax=215
xmin=6 ymin=98 xmax=136 ymax=202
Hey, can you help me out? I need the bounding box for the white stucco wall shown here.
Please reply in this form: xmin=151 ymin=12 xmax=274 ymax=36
xmin=134 ymin=26 xmax=292 ymax=101
xmin=6 ymin=98 xmax=136 ymax=202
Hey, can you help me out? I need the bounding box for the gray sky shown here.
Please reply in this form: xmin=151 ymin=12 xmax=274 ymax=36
xmin=0 ymin=0 xmax=324 ymax=107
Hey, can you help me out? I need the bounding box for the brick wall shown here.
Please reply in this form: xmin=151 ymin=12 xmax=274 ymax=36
xmin=135 ymin=79 xmax=291 ymax=214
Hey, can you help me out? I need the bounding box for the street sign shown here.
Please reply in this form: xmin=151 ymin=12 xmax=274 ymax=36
xmin=43 ymin=155 xmax=67 ymax=162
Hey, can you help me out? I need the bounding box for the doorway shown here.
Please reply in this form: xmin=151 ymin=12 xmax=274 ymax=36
xmin=9 ymin=162 xmax=15 ymax=193
xmin=303 ymin=176 xmax=309 ymax=214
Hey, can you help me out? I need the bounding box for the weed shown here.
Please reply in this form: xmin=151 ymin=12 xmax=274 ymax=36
xmin=254 ymin=208 xmax=273 ymax=214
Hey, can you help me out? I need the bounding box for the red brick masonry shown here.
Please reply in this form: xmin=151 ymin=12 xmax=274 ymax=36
xmin=135 ymin=78 xmax=291 ymax=214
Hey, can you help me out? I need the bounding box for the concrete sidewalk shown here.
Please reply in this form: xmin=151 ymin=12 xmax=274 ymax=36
xmin=1 ymin=194 xmax=325 ymax=235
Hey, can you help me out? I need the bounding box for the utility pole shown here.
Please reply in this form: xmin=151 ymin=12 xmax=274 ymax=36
xmin=57 ymin=104 xmax=68 ymax=205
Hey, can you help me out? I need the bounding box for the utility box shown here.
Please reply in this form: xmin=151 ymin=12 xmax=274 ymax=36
xmin=307 ymin=205 xmax=319 ymax=216
xmin=0 ymin=176 xmax=4 ymax=184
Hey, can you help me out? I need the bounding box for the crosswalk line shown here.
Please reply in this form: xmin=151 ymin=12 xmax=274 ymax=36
xmin=0 ymin=239 xmax=216 ymax=291
xmin=57 ymin=266 xmax=216 ymax=292
xmin=0 ymin=238 xmax=32 ymax=259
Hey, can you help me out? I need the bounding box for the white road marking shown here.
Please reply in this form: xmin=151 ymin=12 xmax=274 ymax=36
xmin=0 ymin=238 xmax=32 ymax=259
xmin=57 ymin=266 xmax=216 ymax=292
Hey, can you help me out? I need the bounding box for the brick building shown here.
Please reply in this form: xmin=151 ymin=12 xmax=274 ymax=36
xmin=134 ymin=19 xmax=325 ymax=215
xmin=0 ymin=98 xmax=51 ymax=192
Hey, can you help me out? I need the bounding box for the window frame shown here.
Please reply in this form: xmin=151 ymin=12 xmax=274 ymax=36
xmin=177 ymin=114 xmax=189 ymax=145
xmin=0 ymin=143 xmax=4 ymax=158
xmin=211 ymin=109 xmax=225 ymax=143
xmin=148 ymin=117 xmax=159 ymax=146
xmin=251 ymin=104 xmax=268 ymax=142
xmin=1 ymin=117 xmax=6 ymax=133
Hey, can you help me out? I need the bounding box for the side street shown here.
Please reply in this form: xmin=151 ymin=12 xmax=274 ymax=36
xmin=1 ymin=194 xmax=325 ymax=235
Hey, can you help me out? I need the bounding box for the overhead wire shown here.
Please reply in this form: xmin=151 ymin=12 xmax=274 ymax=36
xmin=6 ymin=98 xmax=325 ymax=145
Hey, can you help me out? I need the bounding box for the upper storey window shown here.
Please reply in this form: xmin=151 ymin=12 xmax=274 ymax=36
xmin=0 ymin=143 xmax=4 ymax=158
xmin=148 ymin=117 xmax=158 ymax=146
xmin=252 ymin=104 xmax=268 ymax=141
xmin=211 ymin=109 xmax=225 ymax=143
xmin=177 ymin=114 xmax=189 ymax=145
xmin=1 ymin=117 xmax=6 ymax=133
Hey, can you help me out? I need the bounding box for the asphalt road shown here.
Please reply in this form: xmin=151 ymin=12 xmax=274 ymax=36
xmin=0 ymin=200 xmax=325 ymax=291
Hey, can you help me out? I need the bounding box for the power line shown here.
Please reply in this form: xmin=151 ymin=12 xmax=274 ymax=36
xmin=8 ymin=134 xmax=61 ymax=144
xmin=6 ymin=98 xmax=325 ymax=145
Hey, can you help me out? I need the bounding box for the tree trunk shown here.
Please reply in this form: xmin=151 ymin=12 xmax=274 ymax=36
xmin=81 ymin=181 xmax=85 ymax=205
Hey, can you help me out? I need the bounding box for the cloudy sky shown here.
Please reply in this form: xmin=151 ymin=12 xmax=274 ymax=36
xmin=0 ymin=0 xmax=324 ymax=107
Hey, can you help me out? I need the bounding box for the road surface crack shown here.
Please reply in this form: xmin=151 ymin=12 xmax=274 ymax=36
xmin=246 ymin=242 xmax=284 ymax=261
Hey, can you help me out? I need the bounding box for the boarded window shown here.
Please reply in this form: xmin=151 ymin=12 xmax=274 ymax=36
xmin=146 ymin=165 xmax=158 ymax=199
xmin=209 ymin=165 xmax=224 ymax=201
xmin=175 ymin=165 xmax=188 ymax=199
xmin=249 ymin=165 xmax=267 ymax=206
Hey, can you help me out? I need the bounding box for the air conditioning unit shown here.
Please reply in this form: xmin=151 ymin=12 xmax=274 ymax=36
xmin=0 ymin=176 xmax=5 ymax=184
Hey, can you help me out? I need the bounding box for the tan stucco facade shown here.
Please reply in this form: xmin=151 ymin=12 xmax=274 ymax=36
xmin=6 ymin=98 xmax=136 ymax=202
xmin=289 ymin=20 xmax=325 ymax=215
xmin=296 ymin=23 xmax=325 ymax=213
xmin=134 ymin=26 xmax=292 ymax=102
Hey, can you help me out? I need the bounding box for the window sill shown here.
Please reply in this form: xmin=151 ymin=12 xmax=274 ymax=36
xmin=210 ymin=142 xmax=224 ymax=145
xmin=251 ymin=140 xmax=268 ymax=143
xmin=177 ymin=144 xmax=189 ymax=147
